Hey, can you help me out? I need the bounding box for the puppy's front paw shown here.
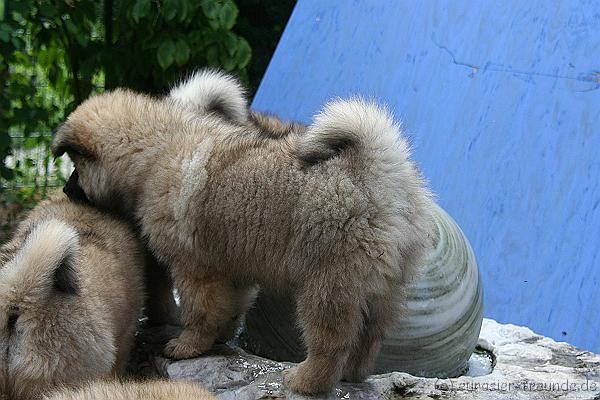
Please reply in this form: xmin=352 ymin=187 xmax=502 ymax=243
xmin=164 ymin=330 xmax=212 ymax=360
xmin=341 ymin=359 xmax=370 ymax=383
xmin=282 ymin=363 xmax=333 ymax=395
xmin=341 ymin=369 xmax=368 ymax=383
xmin=282 ymin=367 xmax=301 ymax=392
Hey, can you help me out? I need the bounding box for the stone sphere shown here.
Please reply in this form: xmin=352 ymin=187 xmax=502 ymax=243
xmin=239 ymin=203 xmax=483 ymax=378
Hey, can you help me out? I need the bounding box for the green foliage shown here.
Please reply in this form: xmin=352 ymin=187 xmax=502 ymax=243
xmin=105 ymin=0 xmax=252 ymax=93
xmin=0 ymin=0 xmax=259 ymax=206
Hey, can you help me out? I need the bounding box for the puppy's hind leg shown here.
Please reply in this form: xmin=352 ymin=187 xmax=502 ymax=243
xmin=283 ymin=276 xmax=364 ymax=395
xmin=164 ymin=272 xmax=243 ymax=359
xmin=144 ymin=254 xmax=180 ymax=326
xmin=342 ymin=292 xmax=398 ymax=382
xmin=215 ymin=284 xmax=258 ymax=343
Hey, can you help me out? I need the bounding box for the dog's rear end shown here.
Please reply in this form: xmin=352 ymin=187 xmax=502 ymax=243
xmin=169 ymin=73 xmax=435 ymax=394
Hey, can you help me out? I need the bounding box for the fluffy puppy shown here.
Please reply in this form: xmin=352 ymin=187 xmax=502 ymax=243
xmin=52 ymin=72 xmax=435 ymax=395
xmin=44 ymin=380 xmax=214 ymax=400
xmin=0 ymin=194 xmax=145 ymax=400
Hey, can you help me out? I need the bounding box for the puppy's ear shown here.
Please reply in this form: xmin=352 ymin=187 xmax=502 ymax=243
xmin=51 ymin=124 xmax=71 ymax=157
xmin=51 ymin=124 xmax=93 ymax=159
xmin=53 ymin=254 xmax=79 ymax=295
xmin=170 ymin=69 xmax=249 ymax=124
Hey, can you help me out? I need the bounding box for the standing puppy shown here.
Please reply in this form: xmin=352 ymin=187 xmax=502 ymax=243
xmin=52 ymin=72 xmax=435 ymax=395
xmin=0 ymin=194 xmax=144 ymax=400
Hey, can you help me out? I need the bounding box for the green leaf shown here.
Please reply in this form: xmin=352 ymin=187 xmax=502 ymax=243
xmin=163 ymin=0 xmax=178 ymax=21
xmin=157 ymin=40 xmax=176 ymax=69
xmin=11 ymin=36 xmax=23 ymax=48
xmin=207 ymin=17 xmax=220 ymax=30
xmin=234 ymin=38 xmax=251 ymax=68
xmin=201 ymin=0 xmax=219 ymax=20
xmin=206 ymin=44 xmax=219 ymax=67
xmin=65 ymin=19 xmax=78 ymax=36
xmin=219 ymin=48 xmax=235 ymax=71
xmin=178 ymin=0 xmax=189 ymax=23
xmin=74 ymin=32 xmax=89 ymax=47
xmin=132 ymin=0 xmax=151 ymax=23
xmin=174 ymin=38 xmax=190 ymax=66
xmin=0 ymin=23 xmax=11 ymax=43
xmin=219 ymin=1 xmax=238 ymax=30
xmin=189 ymin=30 xmax=208 ymax=47
xmin=223 ymin=31 xmax=237 ymax=56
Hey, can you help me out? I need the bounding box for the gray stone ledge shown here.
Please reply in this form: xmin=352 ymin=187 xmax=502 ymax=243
xmin=160 ymin=319 xmax=600 ymax=399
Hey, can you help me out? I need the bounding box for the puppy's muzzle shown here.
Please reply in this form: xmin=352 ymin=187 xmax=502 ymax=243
xmin=64 ymin=170 xmax=89 ymax=204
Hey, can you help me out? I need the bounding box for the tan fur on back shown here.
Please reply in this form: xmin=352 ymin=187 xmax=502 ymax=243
xmin=249 ymin=111 xmax=307 ymax=139
xmin=52 ymin=74 xmax=436 ymax=394
xmin=0 ymin=193 xmax=145 ymax=400
xmin=44 ymin=380 xmax=214 ymax=400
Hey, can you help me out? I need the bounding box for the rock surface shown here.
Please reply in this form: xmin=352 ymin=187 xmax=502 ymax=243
xmin=157 ymin=319 xmax=600 ymax=399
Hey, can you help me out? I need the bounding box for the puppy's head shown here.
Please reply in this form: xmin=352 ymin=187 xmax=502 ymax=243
xmin=52 ymin=89 xmax=157 ymax=213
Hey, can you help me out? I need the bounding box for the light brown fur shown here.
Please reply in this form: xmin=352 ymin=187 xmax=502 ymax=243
xmin=52 ymin=73 xmax=435 ymax=394
xmin=0 ymin=194 xmax=145 ymax=400
xmin=249 ymin=111 xmax=307 ymax=139
xmin=44 ymin=380 xmax=214 ymax=400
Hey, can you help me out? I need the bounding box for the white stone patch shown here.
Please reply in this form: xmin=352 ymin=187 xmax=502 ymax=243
xmin=481 ymin=318 xmax=539 ymax=346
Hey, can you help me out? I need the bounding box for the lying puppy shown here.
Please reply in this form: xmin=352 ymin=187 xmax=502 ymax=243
xmin=52 ymin=71 xmax=435 ymax=394
xmin=0 ymin=194 xmax=145 ymax=400
xmin=44 ymin=380 xmax=214 ymax=400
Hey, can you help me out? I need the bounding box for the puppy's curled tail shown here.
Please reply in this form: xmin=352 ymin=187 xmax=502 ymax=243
xmin=295 ymin=97 xmax=413 ymax=168
xmin=295 ymin=97 xmax=435 ymax=285
xmin=7 ymin=220 xmax=80 ymax=298
xmin=170 ymin=69 xmax=248 ymax=124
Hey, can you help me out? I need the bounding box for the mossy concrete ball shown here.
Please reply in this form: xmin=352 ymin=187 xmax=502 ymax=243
xmin=239 ymin=203 xmax=484 ymax=378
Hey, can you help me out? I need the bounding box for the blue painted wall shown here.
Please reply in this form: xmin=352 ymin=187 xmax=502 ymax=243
xmin=252 ymin=1 xmax=600 ymax=352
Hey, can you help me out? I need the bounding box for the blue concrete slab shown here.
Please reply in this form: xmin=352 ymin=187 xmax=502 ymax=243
xmin=252 ymin=1 xmax=600 ymax=352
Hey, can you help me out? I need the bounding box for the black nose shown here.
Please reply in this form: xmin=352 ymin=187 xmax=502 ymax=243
xmin=64 ymin=170 xmax=89 ymax=204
